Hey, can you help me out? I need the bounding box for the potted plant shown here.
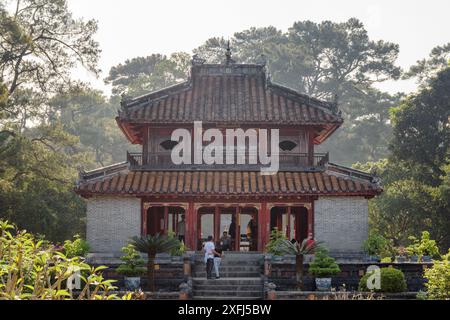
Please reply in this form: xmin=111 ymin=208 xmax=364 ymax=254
xmin=406 ymin=238 xmax=420 ymax=262
xmin=130 ymin=234 xmax=180 ymax=291
xmin=309 ymin=248 xmax=341 ymax=291
xmin=116 ymin=244 xmax=146 ymax=291
xmin=417 ymin=231 xmax=440 ymax=262
xmin=363 ymin=234 xmax=387 ymax=262
xmin=396 ymin=246 xmax=408 ymax=263
xmin=275 ymin=238 xmax=321 ymax=290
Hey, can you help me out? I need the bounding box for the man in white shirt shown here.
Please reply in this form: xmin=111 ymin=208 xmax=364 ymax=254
xmin=203 ymin=236 xmax=220 ymax=279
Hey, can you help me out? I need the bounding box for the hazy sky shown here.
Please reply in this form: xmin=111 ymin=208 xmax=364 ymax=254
xmin=67 ymin=0 xmax=450 ymax=95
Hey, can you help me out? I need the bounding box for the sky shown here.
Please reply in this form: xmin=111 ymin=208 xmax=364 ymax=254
xmin=67 ymin=0 xmax=450 ymax=95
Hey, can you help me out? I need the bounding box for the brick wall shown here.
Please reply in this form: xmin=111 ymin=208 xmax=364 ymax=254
xmin=314 ymin=196 xmax=368 ymax=253
xmin=86 ymin=196 xmax=141 ymax=254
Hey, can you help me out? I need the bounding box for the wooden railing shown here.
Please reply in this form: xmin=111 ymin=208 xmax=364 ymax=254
xmin=127 ymin=151 xmax=329 ymax=171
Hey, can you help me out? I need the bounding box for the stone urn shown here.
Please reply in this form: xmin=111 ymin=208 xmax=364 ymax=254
xmin=315 ymin=278 xmax=332 ymax=291
xmin=124 ymin=276 xmax=141 ymax=291
xmin=421 ymin=255 xmax=432 ymax=263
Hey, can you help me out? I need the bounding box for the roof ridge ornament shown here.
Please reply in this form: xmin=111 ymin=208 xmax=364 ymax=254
xmin=224 ymin=40 xmax=235 ymax=65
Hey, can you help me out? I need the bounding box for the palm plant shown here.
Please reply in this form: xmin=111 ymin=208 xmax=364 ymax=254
xmin=130 ymin=234 xmax=181 ymax=292
xmin=275 ymin=239 xmax=322 ymax=290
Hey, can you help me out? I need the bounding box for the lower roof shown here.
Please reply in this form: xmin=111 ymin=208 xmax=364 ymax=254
xmin=75 ymin=163 xmax=382 ymax=198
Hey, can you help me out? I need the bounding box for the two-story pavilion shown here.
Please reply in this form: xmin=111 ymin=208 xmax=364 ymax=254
xmin=76 ymin=52 xmax=382 ymax=258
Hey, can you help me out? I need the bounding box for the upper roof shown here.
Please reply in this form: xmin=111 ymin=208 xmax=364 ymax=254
xmin=117 ymin=62 xmax=343 ymax=145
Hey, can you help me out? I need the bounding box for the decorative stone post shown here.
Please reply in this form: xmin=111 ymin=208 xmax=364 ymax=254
xmin=264 ymin=254 xmax=272 ymax=277
xmin=266 ymin=282 xmax=277 ymax=300
xmin=183 ymin=254 xmax=192 ymax=278
xmin=179 ymin=282 xmax=189 ymax=300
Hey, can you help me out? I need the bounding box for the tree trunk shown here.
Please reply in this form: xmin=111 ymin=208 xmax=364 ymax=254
xmin=147 ymin=252 xmax=155 ymax=292
xmin=296 ymin=254 xmax=304 ymax=290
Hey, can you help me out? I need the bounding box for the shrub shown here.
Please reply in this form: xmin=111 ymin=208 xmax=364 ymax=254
xmin=63 ymin=234 xmax=90 ymax=258
xmin=423 ymin=250 xmax=450 ymax=300
xmin=265 ymin=228 xmax=288 ymax=255
xmin=167 ymin=231 xmax=186 ymax=256
xmin=363 ymin=234 xmax=388 ymax=256
xmin=309 ymin=248 xmax=341 ymax=277
xmin=0 ymin=220 xmax=129 ymax=300
xmin=359 ymin=266 xmax=407 ymax=293
xmin=116 ymin=244 xmax=146 ymax=277
xmin=407 ymin=231 xmax=440 ymax=259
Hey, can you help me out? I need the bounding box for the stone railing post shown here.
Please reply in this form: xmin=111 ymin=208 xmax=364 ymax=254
xmin=266 ymin=282 xmax=277 ymax=300
xmin=183 ymin=254 xmax=192 ymax=278
xmin=264 ymin=254 xmax=272 ymax=277
xmin=179 ymin=282 xmax=189 ymax=300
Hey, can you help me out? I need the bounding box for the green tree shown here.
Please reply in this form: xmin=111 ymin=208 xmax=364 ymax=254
xmin=390 ymin=67 xmax=450 ymax=184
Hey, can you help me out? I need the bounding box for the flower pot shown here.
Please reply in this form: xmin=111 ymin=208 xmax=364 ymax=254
xmin=409 ymin=255 xmax=419 ymax=262
xmin=124 ymin=276 xmax=141 ymax=291
xmin=315 ymin=278 xmax=332 ymax=291
xmin=396 ymin=256 xmax=407 ymax=263
xmin=421 ymin=255 xmax=432 ymax=263
xmin=366 ymin=255 xmax=381 ymax=263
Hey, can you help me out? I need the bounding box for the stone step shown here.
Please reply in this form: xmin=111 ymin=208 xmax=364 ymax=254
xmin=193 ymin=261 xmax=262 ymax=267
xmin=193 ymin=272 xmax=262 ymax=278
xmin=192 ymin=277 xmax=262 ymax=286
xmin=193 ymin=296 xmax=262 ymax=300
xmin=193 ymin=284 xmax=263 ymax=291
xmin=193 ymin=265 xmax=262 ymax=271
xmin=193 ymin=289 xmax=263 ymax=296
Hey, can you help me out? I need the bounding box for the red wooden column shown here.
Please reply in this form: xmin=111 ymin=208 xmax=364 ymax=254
xmin=163 ymin=206 xmax=169 ymax=235
xmin=308 ymin=129 xmax=314 ymax=166
xmin=185 ymin=202 xmax=195 ymax=250
xmin=214 ymin=206 xmax=220 ymax=242
xmin=286 ymin=206 xmax=291 ymax=239
xmin=307 ymin=204 xmax=314 ymax=238
xmin=258 ymin=202 xmax=269 ymax=251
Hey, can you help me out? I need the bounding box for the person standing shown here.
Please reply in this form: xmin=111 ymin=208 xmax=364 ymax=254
xmin=177 ymin=215 xmax=186 ymax=243
xmin=220 ymin=231 xmax=231 ymax=251
xmin=213 ymin=242 xmax=224 ymax=279
xmin=203 ymin=236 xmax=220 ymax=280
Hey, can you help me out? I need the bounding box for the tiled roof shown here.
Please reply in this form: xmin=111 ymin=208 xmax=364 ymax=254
xmin=117 ymin=64 xmax=343 ymax=144
xmin=76 ymin=165 xmax=381 ymax=197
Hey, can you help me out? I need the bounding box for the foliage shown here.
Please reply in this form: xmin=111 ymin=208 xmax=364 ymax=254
xmin=407 ymin=231 xmax=440 ymax=259
xmin=363 ymin=233 xmax=388 ymax=256
xmin=390 ymin=67 xmax=450 ymax=184
xmin=116 ymin=244 xmax=146 ymax=277
xmin=129 ymin=234 xmax=180 ymax=291
xmin=423 ymin=250 xmax=450 ymax=300
xmin=0 ymin=220 xmax=130 ymax=300
xmin=265 ymin=228 xmax=288 ymax=255
xmin=63 ymin=234 xmax=90 ymax=259
xmin=309 ymin=248 xmax=341 ymax=277
xmin=359 ymin=266 xmax=407 ymax=293
xmin=167 ymin=231 xmax=186 ymax=256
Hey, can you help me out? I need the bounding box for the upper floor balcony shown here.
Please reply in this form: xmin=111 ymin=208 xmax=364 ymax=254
xmin=126 ymin=151 xmax=329 ymax=171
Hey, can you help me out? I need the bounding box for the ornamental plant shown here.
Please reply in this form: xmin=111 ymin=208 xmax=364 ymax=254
xmin=363 ymin=233 xmax=388 ymax=256
xmin=116 ymin=244 xmax=146 ymax=277
xmin=309 ymin=248 xmax=341 ymax=278
xmin=63 ymin=234 xmax=90 ymax=258
xmin=407 ymin=231 xmax=440 ymax=259
xmin=423 ymin=250 xmax=450 ymax=300
xmin=0 ymin=220 xmax=131 ymax=300
xmin=265 ymin=228 xmax=288 ymax=256
xmin=359 ymin=266 xmax=407 ymax=293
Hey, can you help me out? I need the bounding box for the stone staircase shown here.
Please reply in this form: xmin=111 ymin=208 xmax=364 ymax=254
xmin=191 ymin=252 xmax=265 ymax=300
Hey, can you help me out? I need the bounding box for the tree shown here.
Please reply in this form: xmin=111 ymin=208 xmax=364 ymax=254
xmin=0 ymin=0 xmax=100 ymax=241
xmin=130 ymin=234 xmax=180 ymax=292
xmin=404 ymin=43 xmax=450 ymax=84
xmin=275 ymin=239 xmax=321 ymax=290
xmin=390 ymin=67 xmax=450 ymax=184
xmin=105 ymin=52 xmax=191 ymax=96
